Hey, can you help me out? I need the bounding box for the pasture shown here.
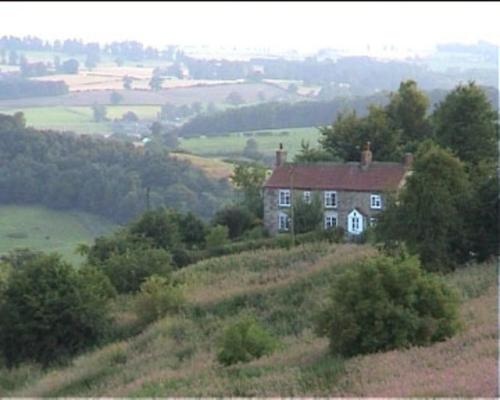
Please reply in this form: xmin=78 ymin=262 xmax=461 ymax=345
xmin=0 ymin=205 xmax=117 ymax=265
xmin=178 ymin=126 xmax=322 ymax=159
xmin=169 ymin=152 xmax=235 ymax=180
xmin=0 ymin=105 xmax=161 ymax=134
xmin=0 ymin=82 xmax=300 ymax=107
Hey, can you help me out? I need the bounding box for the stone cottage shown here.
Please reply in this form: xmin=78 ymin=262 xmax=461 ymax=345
xmin=262 ymin=143 xmax=413 ymax=236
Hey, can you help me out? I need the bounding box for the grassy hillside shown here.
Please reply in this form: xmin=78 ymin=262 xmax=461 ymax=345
xmin=0 ymin=205 xmax=117 ymax=264
xmin=1 ymin=242 xmax=495 ymax=397
xmin=178 ymin=127 xmax=321 ymax=159
xmin=169 ymin=152 xmax=234 ymax=180
xmin=0 ymin=106 xmax=161 ymax=135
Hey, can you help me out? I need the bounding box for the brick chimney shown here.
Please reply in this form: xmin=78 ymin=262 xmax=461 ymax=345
xmin=360 ymin=141 xmax=372 ymax=170
xmin=275 ymin=143 xmax=287 ymax=167
xmin=403 ymin=152 xmax=414 ymax=169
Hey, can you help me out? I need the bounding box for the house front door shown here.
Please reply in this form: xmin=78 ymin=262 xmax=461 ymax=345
xmin=347 ymin=209 xmax=364 ymax=235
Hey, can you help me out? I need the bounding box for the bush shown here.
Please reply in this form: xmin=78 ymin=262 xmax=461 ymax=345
xmin=100 ymin=248 xmax=173 ymax=293
xmin=217 ymin=316 xmax=278 ymax=366
xmin=315 ymin=254 xmax=461 ymax=357
xmin=0 ymin=253 xmax=112 ymax=367
xmin=134 ymin=275 xmax=185 ymax=325
xmin=206 ymin=225 xmax=229 ymax=248
xmin=212 ymin=205 xmax=255 ymax=239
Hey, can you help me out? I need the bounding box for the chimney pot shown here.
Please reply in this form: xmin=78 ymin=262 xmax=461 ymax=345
xmin=275 ymin=144 xmax=287 ymax=167
xmin=360 ymin=142 xmax=372 ymax=169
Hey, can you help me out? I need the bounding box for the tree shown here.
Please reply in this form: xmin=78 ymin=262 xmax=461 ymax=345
xmin=319 ymin=110 xmax=363 ymax=161
xmin=60 ymin=58 xmax=79 ymax=74
xmin=85 ymin=52 xmax=99 ymax=70
xmin=386 ymin=80 xmax=431 ymax=147
xmin=242 ymin=138 xmax=261 ymax=160
xmin=123 ymin=75 xmax=133 ymax=90
xmin=92 ymin=104 xmax=107 ymax=122
xmin=110 ymin=91 xmax=123 ymax=105
xmin=122 ymin=111 xmax=139 ymax=122
xmin=294 ymin=140 xmax=337 ymax=162
xmin=376 ymin=141 xmax=472 ymax=272
xmin=128 ymin=208 xmax=181 ymax=250
xmin=293 ymin=192 xmax=323 ymax=233
xmin=315 ymin=254 xmax=460 ymax=357
xmin=226 ymin=91 xmax=245 ymax=106
xmin=0 ymin=254 xmax=113 ymax=366
xmin=230 ymin=162 xmax=268 ymax=218
xmin=432 ymin=81 xmax=497 ymax=166
xmin=149 ymin=75 xmax=163 ymax=91
xmin=8 ymin=50 xmax=18 ymax=65
xmin=287 ymin=83 xmax=299 ymax=94
xmin=213 ymin=205 xmax=255 ymax=239
xmin=206 ymin=225 xmax=229 ymax=248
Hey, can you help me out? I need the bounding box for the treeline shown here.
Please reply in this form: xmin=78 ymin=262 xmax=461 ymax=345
xmin=175 ymin=87 xmax=499 ymax=137
xmin=0 ymin=35 xmax=181 ymax=62
xmin=0 ymin=114 xmax=231 ymax=223
xmin=0 ymin=77 xmax=68 ymax=99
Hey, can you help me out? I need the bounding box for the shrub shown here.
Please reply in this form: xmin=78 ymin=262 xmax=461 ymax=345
xmin=315 ymin=254 xmax=461 ymax=357
xmin=212 ymin=205 xmax=256 ymax=239
xmin=0 ymin=253 xmax=112 ymax=367
xmin=206 ymin=225 xmax=229 ymax=248
xmin=134 ymin=275 xmax=185 ymax=325
xmin=217 ymin=316 xmax=278 ymax=366
xmin=100 ymin=248 xmax=173 ymax=293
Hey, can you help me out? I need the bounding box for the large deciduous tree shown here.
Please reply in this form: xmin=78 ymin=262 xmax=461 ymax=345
xmin=432 ymin=81 xmax=497 ymax=166
xmin=376 ymin=141 xmax=472 ymax=272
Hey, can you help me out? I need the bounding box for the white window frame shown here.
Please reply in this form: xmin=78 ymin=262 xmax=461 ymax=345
xmin=278 ymin=212 xmax=289 ymax=231
xmin=370 ymin=217 xmax=377 ymax=226
xmin=303 ymin=191 xmax=311 ymax=204
xmin=324 ymin=191 xmax=337 ymax=208
xmin=370 ymin=194 xmax=382 ymax=209
xmin=279 ymin=189 xmax=291 ymax=207
xmin=324 ymin=211 xmax=338 ymax=230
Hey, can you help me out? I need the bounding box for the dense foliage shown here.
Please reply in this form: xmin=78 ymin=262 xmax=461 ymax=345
xmin=217 ymin=316 xmax=279 ymax=366
xmin=0 ymin=77 xmax=68 ymax=99
xmin=315 ymin=254 xmax=461 ymax=357
xmin=0 ymin=253 xmax=114 ymax=367
xmin=0 ymin=113 xmax=231 ymax=223
xmin=175 ymin=86 xmax=497 ymax=138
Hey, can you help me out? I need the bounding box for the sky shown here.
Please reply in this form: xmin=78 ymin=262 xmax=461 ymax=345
xmin=1 ymin=1 xmax=500 ymax=55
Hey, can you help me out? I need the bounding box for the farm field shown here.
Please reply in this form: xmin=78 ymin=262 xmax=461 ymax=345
xmin=169 ymin=152 xmax=235 ymax=180
xmin=0 ymin=105 xmax=161 ymax=134
xmin=178 ymin=126 xmax=322 ymax=159
xmin=0 ymin=205 xmax=117 ymax=265
xmin=2 ymin=242 xmax=495 ymax=397
xmin=0 ymin=82 xmax=301 ymax=107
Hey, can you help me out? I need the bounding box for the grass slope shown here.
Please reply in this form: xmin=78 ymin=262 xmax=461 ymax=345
xmin=0 ymin=205 xmax=117 ymax=264
xmin=178 ymin=127 xmax=322 ymax=159
xmin=169 ymin=152 xmax=234 ymax=180
xmin=0 ymin=106 xmax=161 ymax=135
xmin=1 ymin=242 xmax=495 ymax=397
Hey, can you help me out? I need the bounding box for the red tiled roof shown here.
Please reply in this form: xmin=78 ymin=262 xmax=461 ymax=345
xmin=263 ymin=162 xmax=407 ymax=191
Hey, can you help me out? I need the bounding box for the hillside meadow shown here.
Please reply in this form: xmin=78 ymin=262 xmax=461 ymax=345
xmin=0 ymin=241 xmax=495 ymax=397
xmin=178 ymin=126 xmax=322 ymax=159
xmin=0 ymin=205 xmax=117 ymax=264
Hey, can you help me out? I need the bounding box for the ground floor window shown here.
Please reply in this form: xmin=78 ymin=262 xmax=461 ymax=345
xmin=348 ymin=209 xmax=364 ymax=234
xmin=324 ymin=212 xmax=337 ymax=229
xmin=278 ymin=212 xmax=289 ymax=231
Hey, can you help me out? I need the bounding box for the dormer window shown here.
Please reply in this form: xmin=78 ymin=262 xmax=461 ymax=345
xmin=279 ymin=189 xmax=291 ymax=207
xmin=370 ymin=194 xmax=382 ymax=209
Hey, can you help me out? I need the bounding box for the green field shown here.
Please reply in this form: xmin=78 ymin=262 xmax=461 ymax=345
xmin=0 ymin=205 xmax=117 ymax=264
xmin=0 ymin=106 xmax=161 ymax=135
xmin=179 ymin=127 xmax=322 ymax=159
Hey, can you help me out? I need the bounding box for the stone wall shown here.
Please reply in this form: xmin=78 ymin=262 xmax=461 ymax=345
xmin=263 ymin=187 xmax=385 ymax=236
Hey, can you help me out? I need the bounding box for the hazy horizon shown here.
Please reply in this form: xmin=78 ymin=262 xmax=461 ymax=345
xmin=2 ymin=1 xmax=500 ymax=56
